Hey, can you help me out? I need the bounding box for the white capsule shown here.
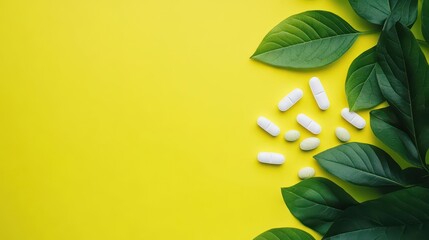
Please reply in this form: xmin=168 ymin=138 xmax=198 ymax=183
xmin=341 ymin=108 xmax=366 ymax=129
xmin=257 ymin=152 xmax=285 ymax=165
xmin=296 ymin=113 xmax=321 ymax=134
xmin=335 ymin=127 xmax=351 ymax=142
xmin=284 ymin=130 xmax=300 ymax=142
xmin=309 ymin=77 xmax=330 ymax=110
xmin=278 ymin=88 xmax=303 ymax=112
xmin=298 ymin=167 xmax=315 ymax=179
xmin=300 ymin=137 xmax=320 ymax=151
xmin=257 ymin=116 xmax=280 ymax=136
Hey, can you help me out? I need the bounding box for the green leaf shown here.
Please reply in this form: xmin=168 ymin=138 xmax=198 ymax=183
xmin=370 ymin=107 xmax=419 ymax=166
xmin=348 ymin=0 xmax=417 ymax=27
xmin=254 ymin=228 xmax=315 ymax=240
xmin=323 ymin=187 xmax=429 ymax=239
xmin=345 ymin=47 xmax=384 ymax=111
xmin=401 ymin=167 xmax=428 ymax=185
xmin=314 ymin=142 xmax=418 ymax=187
xmin=376 ymin=22 xmax=429 ymax=169
xmin=251 ymin=11 xmax=359 ymax=69
xmin=426 ymin=149 xmax=429 ymax=165
xmin=423 ymin=0 xmax=429 ymax=42
xmin=281 ymin=177 xmax=358 ymax=235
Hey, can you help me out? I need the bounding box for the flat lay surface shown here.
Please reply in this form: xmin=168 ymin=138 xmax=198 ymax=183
xmin=0 ymin=0 xmax=426 ymax=239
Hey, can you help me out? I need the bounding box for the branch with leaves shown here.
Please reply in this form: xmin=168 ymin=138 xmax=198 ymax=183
xmin=252 ymin=0 xmax=429 ymax=239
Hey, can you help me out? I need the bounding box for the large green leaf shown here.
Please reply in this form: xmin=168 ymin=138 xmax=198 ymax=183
xmin=281 ymin=178 xmax=358 ymax=235
xmin=370 ymin=107 xmax=419 ymax=166
xmin=323 ymin=187 xmax=429 ymax=239
xmin=348 ymin=0 xmax=417 ymax=27
xmin=401 ymin=167 xmax=429 ymax=185
xmin=314 ymin=142 xmax=423 ymax=187
xmin=251 ymin=11 xmax=359 ymax=69
xmin=423 ymin=0 xmax=429 ymax=42
xmin=345 ymin=47 xmax=383 ymax=111
xmin=376 ymin=22 xmax=429 ymax=169
xmin=254 ymin=228 xmax=315 ymax=240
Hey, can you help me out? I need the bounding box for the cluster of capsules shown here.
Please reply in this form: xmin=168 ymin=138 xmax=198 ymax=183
xmin=256 ymin=77 xmax=366 ymax=179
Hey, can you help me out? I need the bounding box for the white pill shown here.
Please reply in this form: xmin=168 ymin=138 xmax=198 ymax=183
xmin=296 ymin=113 xmax=321 ymax=134
xmin=284 ymin=130 xmax=300 ymax=142
xmin=257 ymin=152 xmax=285 ymax=165
xmin=298 ymin=167 xmax=315 ymax=179
xmin=300 ymin=137 xmax=321 ymax=151
xmin=309 ymin=77 xmax=330 ymax=110
xmin=341 ymin=108 xmax=366 ymax=129
xmin=257 ymin=116 xmax=281 ymax=136
xmin=335 ymin=127 xmax=351 ymax=142
xmin=278 ymin=88 xmax=303 ymax=112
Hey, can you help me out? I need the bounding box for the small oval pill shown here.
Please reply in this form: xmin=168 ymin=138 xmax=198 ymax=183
xmin=341 ymin=108 xmax=366 ymax=129
xmin=298 ymin=167 xmax=315 ymax=179
xmin=300 ymin=137 xmax=321 ymax=151
xmin=257 ymin=152 xmax=285 ymax=165
xmin=309 ymin=77 xmax=330 ymax=110
xmin=285 ymin=130 xmax=300 ymax=142
xmin=296 ymin=113 xmax=322 ymax=134
xmin=257 ymin=116 xmax=280 ymax=136
xmin=335 ymin=127 xmax=351 ymax=142
xmin=278 ymin=88 xmax=303 ymax=112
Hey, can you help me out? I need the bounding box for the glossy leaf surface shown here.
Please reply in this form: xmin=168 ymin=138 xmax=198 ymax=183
xmin=345 ymin=47 xmax=383 ymax=111
xmin=370 ymin=107 xmax=419 ymax=166
xmin=254 ymin=228 xmax=315 ymax=240
xmin=324 ymin=187 xmax=429 ymax=239
xmin=348 ymin=0 xmax=417 ymax=27
xmin=377 ymin=22 xmax=429 ymax=168
xmin=252 ymin=11 xmax=358 ymax=69
xmin=281 ymin=177 xmax=358 ymax=235
xmin=314 ymin=143 xmax=420 ymax=187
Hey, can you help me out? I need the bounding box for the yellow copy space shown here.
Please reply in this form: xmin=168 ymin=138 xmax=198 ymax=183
xmin=0 ymin=0 xmax=413 ymax=239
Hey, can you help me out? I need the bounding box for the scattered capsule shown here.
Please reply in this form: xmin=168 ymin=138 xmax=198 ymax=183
xmin=284 ymin=130 xmax=300 ymax=142
xmin=257 ymin=152 xmax=285 ymax=165
xmin=335 ymin=127 xmax=351 ymax=142
xmin=278 ymin=88 xmax=303 ymax=112
xmin=300 ymin=137 xmax=320 ymax=151
xmin=341 ymin=108 xmax=366 ymax=129
xmin=309 ymin=77 xmax=330 ymax=110
xmin=298 ymin=167 xmax=315 ymax=179
xmin=257 ymin=116 xmax=280 ymax=136
xmin=296 ymin=113 xmax=321 ymax=134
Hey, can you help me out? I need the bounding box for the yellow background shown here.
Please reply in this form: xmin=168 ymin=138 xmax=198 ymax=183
xmin=0 ymin=0 xmax=427 ymax=239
